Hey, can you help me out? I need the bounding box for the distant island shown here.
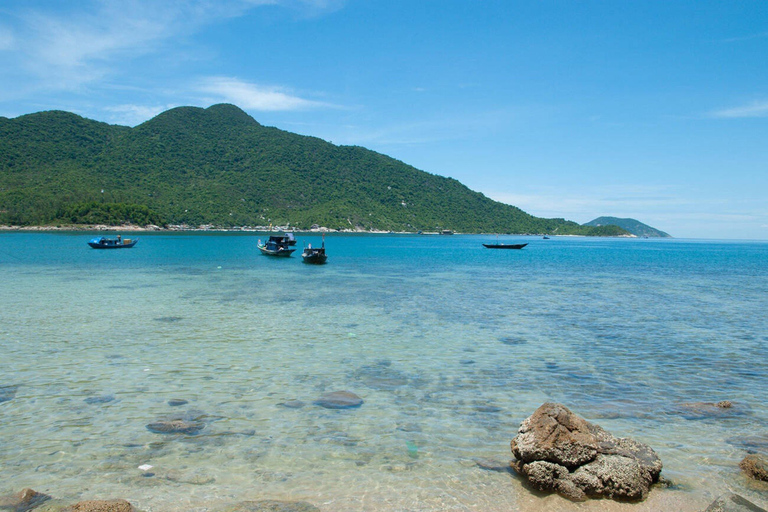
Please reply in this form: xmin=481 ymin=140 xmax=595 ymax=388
xmin=1 ymin=104 xmax=627 ymax=236
xmin=583 ymin=217 xmax=671 ymax=238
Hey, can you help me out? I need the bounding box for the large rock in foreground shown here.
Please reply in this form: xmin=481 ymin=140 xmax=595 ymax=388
xmin=510 ymin=402 xmax=662 ymax=501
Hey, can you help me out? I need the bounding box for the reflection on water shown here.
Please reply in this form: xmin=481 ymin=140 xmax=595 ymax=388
xmin=1 ymin=233 xmax=767 ymax=511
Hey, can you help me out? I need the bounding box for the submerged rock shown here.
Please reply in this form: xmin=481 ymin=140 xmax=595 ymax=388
xmin=277 ymin=400 xmax=306 ymax=409
xmin=66 ymin=499 xmax=135 ymax=512
xmin=223 ymin=500 xmax=320 ymax=512
xmin=352 ymin=361 xmax=412 ymax=390
xmin=84 ymin=395 xmax=115 ymax=404
xmin=0 ymin=488 xmax=51 ymax=511
xmin=146 ymin=418 xmax=205 ymax=435
xmin=314 ymin=391 xmax=363 ymax=409
xmin=0 ymin=385 xmax=18 ymax=403
xmin=704 ymin=493 xmax=767 ymax=512
xmin=727 ymin=434 xmax=768 ymax=452
xmin=740 ymin=454 xmax=768 ymax=482
xmin=510 ymin=402 xmax=662 ymax=502
xmin=676 ymin=401 xmax=745 ymax=420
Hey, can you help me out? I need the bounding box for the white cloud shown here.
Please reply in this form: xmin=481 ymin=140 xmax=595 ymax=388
xmin=198 ymin=76 xmax=333 ymax=111
xmin=485 ymin=185 xmax=686 ymax=224
xmin=105 ymin=103 xmax=178 ymax=126
xmin=4 ymin=0 xmax=337 ymax=90
xmin=708 ymin=101 xmax=768 ymax=119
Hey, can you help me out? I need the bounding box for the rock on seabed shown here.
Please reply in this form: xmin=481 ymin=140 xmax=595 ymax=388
xmin=704 ymin=493 xmax=768 ymax=512
xmin=740 ymin=454 xmax=768 ymax=482
xmin=510 ymin=402 xmax=662 ymax=502
xmin=313 ymin=391 xmax=363 ymax=409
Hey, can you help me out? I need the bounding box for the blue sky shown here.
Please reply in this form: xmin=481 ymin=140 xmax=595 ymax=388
xmin=1 ymin=0 xmax=766 ymax=239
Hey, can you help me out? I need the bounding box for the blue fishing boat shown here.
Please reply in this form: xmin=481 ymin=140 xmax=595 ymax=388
xmin=257 ymin=239 xmax=296 ymax=257
xmin=88 ymin=236 xmax=138 ymax=249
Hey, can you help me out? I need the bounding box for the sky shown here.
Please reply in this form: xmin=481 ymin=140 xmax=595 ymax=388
xmin=1 ymin=0 xmax=766 ymax=239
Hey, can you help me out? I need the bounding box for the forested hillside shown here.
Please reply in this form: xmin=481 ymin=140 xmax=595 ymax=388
xmin=584 ymin=217 xmax=671 ymax=238
xmin=0 ymin=104 xmax=626 ymax=235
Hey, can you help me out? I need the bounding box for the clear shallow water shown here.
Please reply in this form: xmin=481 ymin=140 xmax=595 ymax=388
xmin=1 ymin=232 xmax=767 ymax=511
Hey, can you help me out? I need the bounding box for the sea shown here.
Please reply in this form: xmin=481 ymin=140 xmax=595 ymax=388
xmin=1 ymin=232 xmax=766 ymax=512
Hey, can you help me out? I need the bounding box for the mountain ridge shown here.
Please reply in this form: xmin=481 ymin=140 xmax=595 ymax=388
xmin=1 ymin=104 xmax=627 ymax=235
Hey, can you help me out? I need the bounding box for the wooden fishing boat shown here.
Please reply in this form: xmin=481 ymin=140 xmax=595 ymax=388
xmin=301 ymin=239 xmax=327 ymax=264
xmin=88 ymin=236 xmax=138 ymax=249
xmin=482 ymin=242 xmax=528 ymax=249
xmin=257 ymin=239 xmax=296 ymax=257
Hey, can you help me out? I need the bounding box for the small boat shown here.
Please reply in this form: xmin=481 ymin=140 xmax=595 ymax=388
xmin=440 ymin=230 xmax=454 ymax=235
xmin=88 ymin=236 xmax=138 ymax=249
xmin=543 ymin=235 xmax=550 ymax=239
xmin=482 ymin=242 xmax=528 ymax=249
xmin=258 ymin=239 xmax=296 ymax=257
xmin=302 ymin=239 xmax=327 ymax=264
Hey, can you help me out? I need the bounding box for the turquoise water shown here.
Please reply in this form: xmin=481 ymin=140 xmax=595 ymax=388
xmin=1 ymin=232 xmax=767 ymax=511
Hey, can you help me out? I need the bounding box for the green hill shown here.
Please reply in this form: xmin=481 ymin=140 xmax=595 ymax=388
xmin=1 ymin=104 xmax=626 ymax=235
xmin=583 ymin=217 xmax=671 ymax=238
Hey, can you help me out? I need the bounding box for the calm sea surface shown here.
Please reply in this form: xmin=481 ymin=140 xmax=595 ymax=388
xmin=1 ymin=232 xmax=767 ymax=511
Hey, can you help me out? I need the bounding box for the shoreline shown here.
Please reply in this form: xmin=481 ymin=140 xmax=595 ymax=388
xmin=0 ymin=224 xmax=636 ymax=237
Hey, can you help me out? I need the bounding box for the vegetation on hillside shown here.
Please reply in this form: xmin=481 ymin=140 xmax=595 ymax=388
xmin=584 ymin=216 xmax=671 ymax=238
xmin=1 ymin=104 xmax=627 ymax=235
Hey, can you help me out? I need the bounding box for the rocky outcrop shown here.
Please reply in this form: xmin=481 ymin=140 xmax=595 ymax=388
xmin=740 ymin=454 xmax=768 ymax=482
xmin=0 ymin=488 xmax=51 ymax=511
xmin=510 ymin=402 xmax=662 ymax=501
xmin=703 ymin=493 xmax=767 ymax=512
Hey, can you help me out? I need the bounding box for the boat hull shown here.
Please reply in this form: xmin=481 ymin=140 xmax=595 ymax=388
xmin=258 ymin=245 xmax=295 ymax=257
xmin=88 ymin=239 xmax=138 ymax=249
xmin=302 ymin=252 xmax=327 ymax=264
xmin=482 ymin=243 xmax=528 ymax=249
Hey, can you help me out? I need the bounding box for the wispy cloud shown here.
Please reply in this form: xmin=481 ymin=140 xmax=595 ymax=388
xmin=105 ymin=103 xmax=178 ymax=126
xmin=2 ymin=0 xmax=338 ymax=90
xmin=708 ymin=100 xmax=768 ymax=119
xmin=486 ymin=185 xmax=685 ymax=224
xmin=197 ymin=76 xmax=334 ymax=111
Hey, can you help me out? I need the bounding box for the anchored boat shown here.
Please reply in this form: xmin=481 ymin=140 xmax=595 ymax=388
xmin=88 ymin=236 xmax=138 ymax=249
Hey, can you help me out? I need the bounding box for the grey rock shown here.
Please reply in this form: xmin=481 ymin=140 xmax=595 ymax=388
xmin=704 ymin=493 xmax=767 ymax=512
xmin=167 ymin=399 xmax=188 ymax=407
xmin=510 ymin=402 xmax=662 ymax=502
xmin=314 ymin=391 xmax=363 ymax=409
